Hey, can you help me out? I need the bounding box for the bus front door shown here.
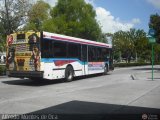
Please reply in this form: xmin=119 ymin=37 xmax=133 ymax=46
xmin=82 ymin=45 xmax=88 ymax=75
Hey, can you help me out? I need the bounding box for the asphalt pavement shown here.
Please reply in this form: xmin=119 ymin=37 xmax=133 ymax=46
xmin=0 ymin=65 xmax=160 ymax=120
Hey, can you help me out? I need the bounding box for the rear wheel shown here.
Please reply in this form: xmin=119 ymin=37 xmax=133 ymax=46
xmin=65 ymin=66 xmax=74 ymax=82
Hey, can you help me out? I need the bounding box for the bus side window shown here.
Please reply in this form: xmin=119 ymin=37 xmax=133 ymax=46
xmin=68 ymin=43 xmax=80 ymax=59
xmin=88 ymin=46 xmax=92 ymax=62
xmin=41 ymin=39 xmax=52 ymax=58
xmin=102 ymin=48 xmax=109 ymax=61
xmin=93 ymin=47 xmax=97 ymax=61
xmin=54 ymin=41 xmax=67 ymax=58
xmin=88 ymin=46 xmax=97 ymax=62
xmin=97 ymin=47 xmax=102 ymax=62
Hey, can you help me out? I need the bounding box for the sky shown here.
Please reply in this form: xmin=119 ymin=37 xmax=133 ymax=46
xmin=30 ymin=0 xmax=160 ymax=33
xmin=91 ymin=0 xmax=160 ymax=33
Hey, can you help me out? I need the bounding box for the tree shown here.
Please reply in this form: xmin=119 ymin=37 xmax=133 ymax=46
xmin=113 ymin=29 xmax=149 ymax=63
xmin=104 ymin=33 xmax=113 ymax=44
xmin=113 ymin=30 xmax=133 ymax=63
xmin=0 ymin=38 xmax=5 ymax=52
xmin=25 ymin=0 xmax=51 ymax=31
xmin=149 ymin=14 xmax=160 ymax=43
xmin=0 ymin=0 xmax=32 ymax=35
xmin=148 ymin=14 xmax=160 ymax=63
xmin=0 ymin=0 xmax=32 ymax=52
xmin=128 ymin=29 xmax=149 ymax=62
xmin=48 ymin=0 xmax=103 ymax=41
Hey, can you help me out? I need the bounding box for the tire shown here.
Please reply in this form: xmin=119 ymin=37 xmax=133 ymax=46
xmin=104 ymin=65 xmax=108 ymax=75
xmin=65 ymin=66 xmax=74 ymax=82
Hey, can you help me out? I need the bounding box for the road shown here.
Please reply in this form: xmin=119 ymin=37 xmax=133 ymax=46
xmin=0 ymin=66 xmax=160 ymax=119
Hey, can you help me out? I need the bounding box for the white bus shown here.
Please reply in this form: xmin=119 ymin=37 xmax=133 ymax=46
xmin=6 ymin=31 xmax=113 ymax=81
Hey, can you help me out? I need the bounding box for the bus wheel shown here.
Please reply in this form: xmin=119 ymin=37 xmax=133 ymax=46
xmin=104 ymin=65 xmax=108 ymax=75
xmin=65 ymin=66 xmax=74 ymax=82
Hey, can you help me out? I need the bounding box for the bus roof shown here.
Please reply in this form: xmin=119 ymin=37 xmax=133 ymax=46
xmin=43 ymin=31 xmax=112 ymax=48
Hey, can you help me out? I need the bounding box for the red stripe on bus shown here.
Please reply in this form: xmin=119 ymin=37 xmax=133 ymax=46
xmin=43 ymin=35 xmax=109 ymax=48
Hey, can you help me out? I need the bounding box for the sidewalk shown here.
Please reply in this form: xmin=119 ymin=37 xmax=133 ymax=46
xmin=0 ymin=76 xmax=7 ymax=79
xmin=132 ymin=68 xmax=160 ymax=81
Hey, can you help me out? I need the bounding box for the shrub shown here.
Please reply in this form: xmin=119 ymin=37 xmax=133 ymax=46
xmin=0 ymin=65 xmax=6 ymax=75
xmin=114 ymin=62 xmax=153 ymax=67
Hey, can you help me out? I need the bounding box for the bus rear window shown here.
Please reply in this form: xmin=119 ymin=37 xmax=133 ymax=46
xmin=17 ymin=34 xmax=25 ymax=40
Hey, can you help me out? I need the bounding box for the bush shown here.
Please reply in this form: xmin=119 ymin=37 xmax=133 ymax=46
xmin=114 ymin=62 xmax=153 ymax=67
xmin=0 ymin=65 xmax=6 ymax=75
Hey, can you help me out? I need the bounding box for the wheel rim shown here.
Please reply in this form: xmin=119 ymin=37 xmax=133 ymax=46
xmin=67 ymin=70 xmax=73 ymax=80
xmin=104 ymin=66 xmax=106 ymax=72
xmin=104 ymin=66 xmax=108 ymax=74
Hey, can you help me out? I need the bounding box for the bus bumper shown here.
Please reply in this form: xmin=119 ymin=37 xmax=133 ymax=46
xmin=7 ymin=71 xmax=44 ymax=78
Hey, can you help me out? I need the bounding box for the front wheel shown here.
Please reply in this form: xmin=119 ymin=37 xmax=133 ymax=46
xmin=65 ymin=66 xmax=74 ymax=82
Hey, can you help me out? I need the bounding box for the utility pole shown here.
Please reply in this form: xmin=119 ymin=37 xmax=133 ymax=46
xmin=147 ymin=28 xmax=156 ymax=81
